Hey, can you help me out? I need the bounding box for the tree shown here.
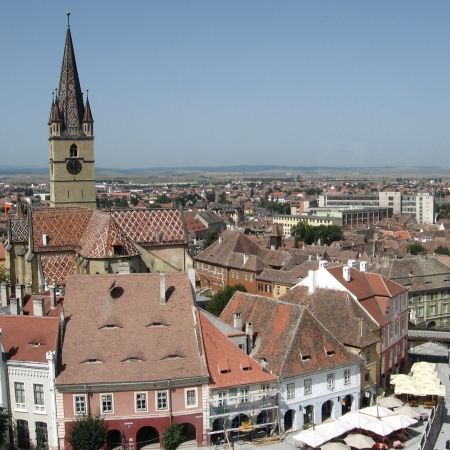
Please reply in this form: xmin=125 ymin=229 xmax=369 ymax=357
xmin=0 ymin=407 xmax=10 ymax=445
xmin=205 ymin=191 xmax=216 ymax=202
xmin=203 ymin=230 xmax=219 ymax=249
xmin=207 ymin=284 xmax=247 ymax=317
xmin=291 ymin=222 xmax=342 ymax=246
xmin=68 ymin=415 xmax=108 ymax=450
xmin=408 ymin=243 xmax=426 ymax=255
xmin=435 ymin=246 xmax=450 ymax=255
xmin=162 ymin=423 xmax=184 ymax=450
xmin=0 ymin=266 xmax=10 ymax=284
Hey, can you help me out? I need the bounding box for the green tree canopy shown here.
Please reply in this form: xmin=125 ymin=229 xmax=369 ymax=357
xmin=291 ymin=222 xmax=342 ymax=246
xmin=68 ymin=415 xmax=108 ymax=450
xmin=408 ymin=243 xmax=426 ymax=255
xmin=0 ymin=266 xmax=10 ymax=284
xmin=207 ymin=284 xmax=246 ymax=317
xmin=163 ymin=423 xmax=184 ymax=450
xmin=434 ymin=246 xmax=450 ymax=255
xmin=0 ymin=407 xmax=10 ymax=445
xmin=203 ymin=230 xmax=220 ymax=249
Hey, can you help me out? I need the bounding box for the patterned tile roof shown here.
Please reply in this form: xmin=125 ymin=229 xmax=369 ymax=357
xmin=111 ymin=210 xmax=187 ymax=246
xmin=41 ymin=253 xmax=77 ymax=286
xmin=10 ymin=218 xmax=29 ymax=243
xmin=33 ymin=208 xmax=92 ymax=252
xmin=79 ymin=210 xmax=139 ymax=258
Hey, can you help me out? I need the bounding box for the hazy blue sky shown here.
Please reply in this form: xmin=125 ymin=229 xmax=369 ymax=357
xmin=1 ymin=1 xmax=450 ymax=169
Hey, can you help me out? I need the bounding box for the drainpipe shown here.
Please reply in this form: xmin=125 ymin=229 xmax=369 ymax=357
xmin=168 ymin=380 xmax=173 ymax=424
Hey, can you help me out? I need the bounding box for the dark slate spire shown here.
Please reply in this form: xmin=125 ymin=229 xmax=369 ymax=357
xmin=82 ymin=93 xmax=94 ymax=123
xmin=57 ymin=19 xmax=85 ymax=137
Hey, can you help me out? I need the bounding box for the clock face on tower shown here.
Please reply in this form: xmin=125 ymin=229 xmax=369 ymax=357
xmin=66 ymin=159 xmax=82 ymax=175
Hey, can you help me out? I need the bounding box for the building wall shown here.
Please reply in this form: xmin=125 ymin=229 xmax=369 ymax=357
xmin=8 ymin=362 xmax=58 ymax=450
xmin=279 ymin=364 xmax=361 ymax=431
xmin=409 ymin=287 xmax=450 ymax=329
xmin=49 ymin=137 xmax=96 ymax=209
xmin=378 ymin=192 xmax=402 ymax=215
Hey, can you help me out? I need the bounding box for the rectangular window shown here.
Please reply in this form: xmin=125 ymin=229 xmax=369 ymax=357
xmin=185 ymin=388 xmax=197 ymax=408
xmin=33 ymin=384 xmax=45 ymax=412
xmin=218 ymin=391 xmax=227 ymax=407
xmin=74 ymin=394 xmax=87 ymax=415
xmin=344 ymin=369 xmax=351 ymax=385
xmin=156 ymin=391 xmax=168 ymax=410
xmin=327 ymin=374 xmax=335 ymax=390
xmin=240 ymin=387 xmax=249 ymax=403
xmin=261 ymin=384 xmax=270 ymax=399
xmin=14 ymin=382 xmax=25 ymax=409
xmin=100 ymin=394 xmax=113 ymax=414
xmin=287 ymin=383 xmax=295 ymax=400
xmin=304 ymin=379 xmax=312 ymax=395
xmin=135 ymin=392 xmax=147 ymax=412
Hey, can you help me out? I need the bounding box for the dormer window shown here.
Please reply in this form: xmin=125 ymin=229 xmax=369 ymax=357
xmin=70 ymin=144 xmax=78 ymax=158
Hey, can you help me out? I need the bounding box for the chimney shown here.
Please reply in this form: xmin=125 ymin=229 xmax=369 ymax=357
xmin=319 ymin=260 xmax=329 ymax=269
xmin=187 ymin=268 xmax=196 ymax=294
xmin=0 ymin=328 xmax=3 ymax=354
xmin=360 ymin=261 xmax=369 ymax=273
xmin=33 ymin=297 xmax=44 ymax=317
xmin=10 ymin=298 xmax=19 ymax=315
xmin=0 ymin=284 xmax=9 ymax=308
xmin=245 ymin=321 xmax=253 ymax=353
xmin=343 ymin=266 xmax=351 ymax=282
xmin=218 ymin=236 xmax=223 ymax=244
xmin=243 ymin=254 xmax=249 ymax=264
xmin=347 ymin=259 xmax=357 ymax=269
xmin=49 ymin=283 xmax=57 ymax=308
xmin=308 ymin=269 xmax=317 ymax=294
xmin=233 ymin=312 xmax=242 ymax=330
xmin=15 ymin=284 xmax=24 ymax=300
xmin=42 ymin=233 xmax=48 ymax=246
xmin=160 ymin=273 xmax=166 ymax=304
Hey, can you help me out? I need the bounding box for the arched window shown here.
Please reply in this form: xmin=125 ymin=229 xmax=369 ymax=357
xmin=70 ymin=144 xmax=78 ymax=157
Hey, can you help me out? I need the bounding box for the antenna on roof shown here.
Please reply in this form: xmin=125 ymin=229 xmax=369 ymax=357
xmin=86 ymin=89 xmax=89 ymax=100
xmin=66 ymin=11 xmax=71 ymax=29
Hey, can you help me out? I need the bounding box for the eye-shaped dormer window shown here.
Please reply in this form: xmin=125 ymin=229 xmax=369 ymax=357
xmin=70 ymin=144 xmax=78 ymax=157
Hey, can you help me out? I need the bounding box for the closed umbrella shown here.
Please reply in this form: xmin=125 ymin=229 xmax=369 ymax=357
xmin=381 ymin=414 xmax=417 ymax=430
xmin=344 ymin=433 xmax=376 ymax=449
xmin=322 ymin=443 xmax=351 ymax=450
xmin=377 ymin=397 xmax=403 ymax=408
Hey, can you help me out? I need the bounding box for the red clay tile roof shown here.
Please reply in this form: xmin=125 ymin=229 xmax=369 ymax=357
xmin=327 ymin=266 xmax=407 ymax=301
xmin=280 ymin=286 xmax=379 ymax=348
xmin=0 ymin=315 xmax=59 ymax=363
xmin=220 ymin=292 xmax=361 ymax=379
xmin=57 ymin=273 xmax=208 ymax=386
xmin=199 ymin=311 xmax=275 ymax=389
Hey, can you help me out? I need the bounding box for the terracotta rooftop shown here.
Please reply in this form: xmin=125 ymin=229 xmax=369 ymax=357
xmin=0 ymin=315 xmax=59 ymax=363
xmin=56 ymin=273 xmax=208 ymax=387
xmin=220 ymin=292 xmax=361 ymax=379
xmin=199 ymin=311 xmax=276 ymax=389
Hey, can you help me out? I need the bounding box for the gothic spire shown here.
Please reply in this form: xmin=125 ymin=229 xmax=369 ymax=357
xmin=57 ymin=21 xmax=85 ymax=137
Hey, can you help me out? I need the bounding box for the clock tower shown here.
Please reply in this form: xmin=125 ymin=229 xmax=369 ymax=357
xmin=48 ymin=15 xmax=96 ymax=209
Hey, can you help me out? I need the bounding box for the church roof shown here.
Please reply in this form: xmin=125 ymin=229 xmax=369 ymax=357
xmin=56 ymin=26 xmax=85 ymax=137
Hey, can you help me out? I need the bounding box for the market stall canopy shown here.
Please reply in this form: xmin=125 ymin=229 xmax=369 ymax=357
xmin=344 ymin=433 xmax=376 ymax=449
xmin=358 ymin=405 xmax=393 ymax=418
xmin=380 ymin=414 xmax=417 ymax=430
xmin=293 ymin=420 xmax=353 ymax=448
xmin=377 ymin=396 xmax=404 ymax=408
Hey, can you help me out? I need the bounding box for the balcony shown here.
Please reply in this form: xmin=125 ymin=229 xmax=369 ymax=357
xmin=210 ymin=395 xmax=277 ymax=417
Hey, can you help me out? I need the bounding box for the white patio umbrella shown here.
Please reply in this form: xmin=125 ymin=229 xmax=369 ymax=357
xmin=410 ymin=362 xmax=436 ymax=372
xmin=322 ymin=442 xmax=351 ymax=450
xmin=390 ymin=374 xmax=410 ymax=384
xmin=377 ymin=396 xmax=403 ymax=408
xmin=381 ymin=414 xmax=417 ymax=430
xmin=393 ymin=380 xmax=420 ymax=396
xmin=338 ymin=412 xmax=377 ymax=428
xmin=359 ymin=420 xmax=396 ymax=437
xmin=293 ymin=420 xmax=353 ymax=448
xmin=392 ymin=405 xmax=421 ymax=418
xmin=358 ymin=405 xmax=393 ymax=418
xmin=344 ymin=433 xmax=376 ymax=449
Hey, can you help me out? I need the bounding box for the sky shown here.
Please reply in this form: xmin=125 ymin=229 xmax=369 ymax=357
xmin=1 ymin=1 xmax=450 ymax=169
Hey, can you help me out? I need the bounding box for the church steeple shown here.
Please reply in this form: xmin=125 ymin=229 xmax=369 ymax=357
xmin=56 ymin=14 xmax=85 ymax=137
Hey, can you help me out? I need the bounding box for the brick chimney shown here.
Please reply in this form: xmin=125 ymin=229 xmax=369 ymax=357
xmin=10 ymin=298 xmax=19 ymax=315
xmin=233 ymin=312 xmax=242 ymax=330
xmin=0 ymin=284 xmax=9 ymax=308
xmin=49 ymin=283 xmax=57 ymax=308
xmin=343 ymin=266 xmax=351 ymax=282
xmin=160 ymin=273 xmax=166 ymax=304
xmin=33 ymin=297 xmax=44 ymax=317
